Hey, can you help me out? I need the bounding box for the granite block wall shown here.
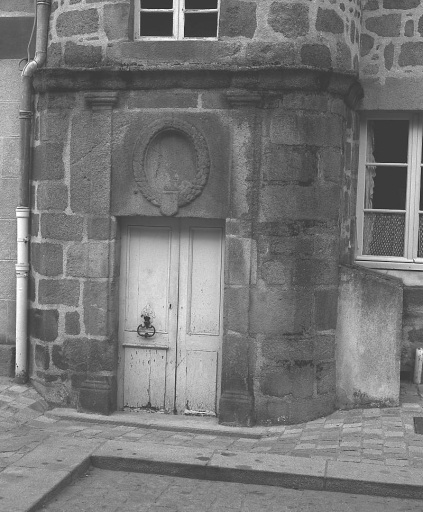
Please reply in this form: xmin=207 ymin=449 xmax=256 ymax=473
xmin=30 ymin=92 xmax=119 ymax=406
xmin=249 ymin=92 xmax=348 ymax=424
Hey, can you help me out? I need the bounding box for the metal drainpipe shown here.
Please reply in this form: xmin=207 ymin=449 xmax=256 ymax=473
xmin=15 ymin=0 xmax=51 ymax=384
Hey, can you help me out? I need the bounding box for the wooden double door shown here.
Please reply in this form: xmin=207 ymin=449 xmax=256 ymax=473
xmin=118 ymin=218 xmax=224 ymax=415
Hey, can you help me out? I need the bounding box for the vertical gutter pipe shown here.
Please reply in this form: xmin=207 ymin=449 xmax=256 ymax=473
xmin=15 ymin=0 xmax=51 ymax=383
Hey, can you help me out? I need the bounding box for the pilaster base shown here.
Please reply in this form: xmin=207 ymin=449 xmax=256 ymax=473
xmin=78 ymin=377 xmax=116 ymax=415
xmin=218 ymin=390 xmax=255 ymax=427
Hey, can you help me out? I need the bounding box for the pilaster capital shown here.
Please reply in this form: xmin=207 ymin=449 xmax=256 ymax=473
xmin=225 ymin=90 xmax=263 ymax=108
xmin=85 ymin=91 xmax=119 ymax=111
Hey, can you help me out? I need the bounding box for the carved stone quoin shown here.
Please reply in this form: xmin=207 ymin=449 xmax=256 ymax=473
xmin=132 ymin=118 xmax=211 ymax=216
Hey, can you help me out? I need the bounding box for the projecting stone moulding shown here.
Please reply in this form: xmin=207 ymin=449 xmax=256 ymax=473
xmin=132 ymin=118 xmax=210 ymax=216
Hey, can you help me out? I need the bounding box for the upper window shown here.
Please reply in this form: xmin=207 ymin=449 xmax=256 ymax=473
xmin=356 ymin=113 xmax=423 ymax=270
xmin=135 ymin=0 xmax=220 ymax=40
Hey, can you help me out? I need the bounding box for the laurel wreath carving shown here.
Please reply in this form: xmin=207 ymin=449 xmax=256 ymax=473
xmin=132 ymin=119 xmax=211 ymax=209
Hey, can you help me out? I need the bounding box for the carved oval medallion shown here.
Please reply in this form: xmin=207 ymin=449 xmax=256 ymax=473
xmin=132 ymin=119 xmax=211 ymax=216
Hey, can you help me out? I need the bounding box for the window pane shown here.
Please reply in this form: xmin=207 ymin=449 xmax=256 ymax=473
xmin=365 ymin=166 xmax=407 ymax=210
xmin=363 ymin=212 xmax=405 ymax=257
xmin=368 ymin=120 xmax=409 ymax=163
xmin=185 ymin=0 xmax=218 ymax=9
xmin=140 ymin=12 xmax=173 ymax=36
xmin=184 ymin=12 xmax=218 ymax=37
xmin=141 ymin=0 xmax=173 ymax=9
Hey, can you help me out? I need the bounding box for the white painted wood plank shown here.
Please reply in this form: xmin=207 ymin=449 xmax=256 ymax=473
xmin=187 ymin=227 xmax=223 ymax=335
xmin=185 ymin=350 xmax=218 ymax=414
xmin=123 ymin=347 xmax=151 ymax=408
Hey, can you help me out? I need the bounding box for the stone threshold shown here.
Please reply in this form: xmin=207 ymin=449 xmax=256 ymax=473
xmin=46 ymin=408 xmax=269 ymax=439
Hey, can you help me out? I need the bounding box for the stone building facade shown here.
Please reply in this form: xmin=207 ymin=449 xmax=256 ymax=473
xmin=2 ymin=0 xmax=423 ymax=425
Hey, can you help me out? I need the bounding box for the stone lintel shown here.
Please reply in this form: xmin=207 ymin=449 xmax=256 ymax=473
xmin=85 ymin=91 xmax=119 ymax=111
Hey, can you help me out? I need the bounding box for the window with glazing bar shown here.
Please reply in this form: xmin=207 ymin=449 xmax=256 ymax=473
xmin=134 ymin=0 xmax=220 ymax=39
xmin=356 ymin=114 xmax=423 ymax=270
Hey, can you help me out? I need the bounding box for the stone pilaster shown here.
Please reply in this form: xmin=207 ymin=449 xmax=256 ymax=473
xmin=219 ymin=93 xmax=263 ymax=426
xmin=76 ymin=91 xmax=118 ymax=415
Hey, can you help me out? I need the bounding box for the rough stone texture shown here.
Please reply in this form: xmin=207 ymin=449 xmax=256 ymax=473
xmin=219 ymin=0 xmax=257 ymax=39
xmin=66 ymin=243 xmax=111 ymax=278
xmin=34 ymin=343 xmax=50 ymax=370
xmin=38 ymin=279 xmax=80 ymax=307
xmin=300 ymin=44 xmax=332 ymax=68
xmin=64 ymin=42 xmax=103 ymax=68
xmin=365 ymin=14 xmax=401 ymax=37
xmin=33 ymin=143 xmax=65 ymax=181
xmin=383 ymin=0 xmax=420 ymax=8
xmin=268 ymin=3 xmax=309 ymax=38
xmin=0 ymin=344 xmax=14 ymax=377
xmin=384 ymin=42 xmax=394 ymax=70
xmin=31 ymin=242 xmax=63 ymax=277
xmin=104 ymin=3 xmax=130 ymax=41
xmin=30 ymin=309 xmax=59 ymax=343
xmin=83 ymin=281 xmax=113 ymax=337
xmin=36 ymin=182 xmax=68 ymax=211
xmin=405 ymin=19 xmax=414 ymax=37
xmin=316 ymin=7 xmax=344 ymax=34
xmin=65 ymin=311 xmax=80 ymax=336
xmin=56 ymin=9 xmax=99 ymax=38
xmin=399 ymin=42 xmax=423 ymax=67
xmin=40 ymin=214 xmax=84 ymax=241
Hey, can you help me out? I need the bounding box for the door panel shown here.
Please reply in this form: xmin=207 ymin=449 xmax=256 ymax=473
xmin=125 ymin=226 xmax=173 ymax=337
xmin=187 ymin=228 xmax=223 ymax=335
xmin=185 ymin=351 xmax=218 ymax=415
xmin=175 ymin=223 xmax=224 ymax=414
xmin=119 ymin=218 xmax=224 ymax=415
xmin=123 ymin=347 xmax=167 ymax=409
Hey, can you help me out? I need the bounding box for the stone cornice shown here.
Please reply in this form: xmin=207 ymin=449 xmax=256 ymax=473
xmin=33 ymin=66 xmax=362 ymax=107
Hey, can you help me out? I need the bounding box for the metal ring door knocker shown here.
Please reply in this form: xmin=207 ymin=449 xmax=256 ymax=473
xmin=137 ymin=305 xmax=156 ymax=338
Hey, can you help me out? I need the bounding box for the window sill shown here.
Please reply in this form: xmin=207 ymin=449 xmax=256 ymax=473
xmin=135 ymin=37 xmax=218 ymax=41
xmin=355 ymin=259 xmax=423 ymax=271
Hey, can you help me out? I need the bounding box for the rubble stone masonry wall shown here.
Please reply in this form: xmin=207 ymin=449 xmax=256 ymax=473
xmin=360 ymin=0 xmax=423 ymax=108
xmin=46 ymin=0 xmax=361 ymax=72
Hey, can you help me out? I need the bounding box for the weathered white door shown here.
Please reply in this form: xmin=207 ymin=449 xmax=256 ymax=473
xmin=118 ymin=218 xmax=224 ymax=415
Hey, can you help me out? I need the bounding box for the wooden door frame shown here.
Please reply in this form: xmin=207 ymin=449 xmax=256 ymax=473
xmin=117 ymin=216 xmax=225 ymax=413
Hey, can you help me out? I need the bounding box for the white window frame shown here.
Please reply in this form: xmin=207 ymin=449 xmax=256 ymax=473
xmin=356 ymin=112 xmax=423 ymax=271
xmin=134 ymin=0 xmax=220 ymax=40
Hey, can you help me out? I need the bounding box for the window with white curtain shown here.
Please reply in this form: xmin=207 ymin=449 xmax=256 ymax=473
xmin=134 ymin=0 xmax=220 ymax=40
xmin=356 ymin=113 xmax=423 ymax=270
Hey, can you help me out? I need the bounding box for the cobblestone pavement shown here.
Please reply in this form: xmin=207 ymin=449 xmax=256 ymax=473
xmin=39 ymin=468 xmax=423 ymax=512
xmin=2 ymin=378 xmax=423 ymax=472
